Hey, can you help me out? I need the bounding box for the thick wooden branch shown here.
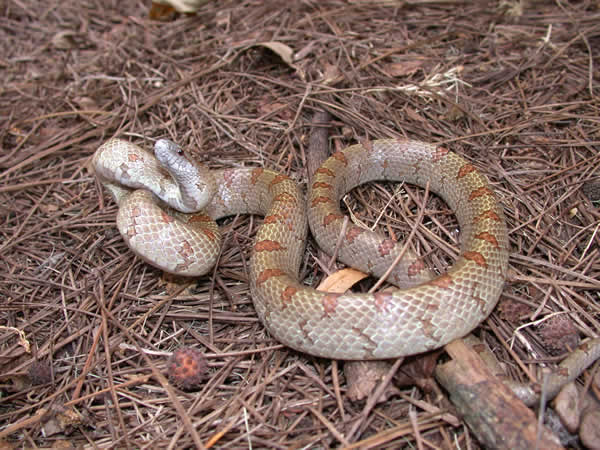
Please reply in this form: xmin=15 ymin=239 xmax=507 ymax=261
xmin=436 ymin=339 xmax=563 ymax=450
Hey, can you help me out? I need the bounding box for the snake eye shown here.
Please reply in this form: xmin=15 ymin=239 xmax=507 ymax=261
xmin=177 ymin=148 xmax=184 ymax=155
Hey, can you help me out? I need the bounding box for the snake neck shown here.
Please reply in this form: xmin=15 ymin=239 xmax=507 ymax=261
xmin=153 ymin=139 xmax=217 ymax=213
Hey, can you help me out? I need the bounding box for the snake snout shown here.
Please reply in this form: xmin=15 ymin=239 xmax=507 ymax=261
xmin=154 ymin=139 xmax=187 ymax=169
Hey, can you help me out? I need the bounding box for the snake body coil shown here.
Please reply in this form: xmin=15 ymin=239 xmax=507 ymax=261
xmin=93 ymin=138 xmax=509 ymax=359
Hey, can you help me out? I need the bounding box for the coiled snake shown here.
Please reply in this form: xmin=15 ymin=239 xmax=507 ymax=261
xmin=93 ymin=138 xmax=509 ymax=359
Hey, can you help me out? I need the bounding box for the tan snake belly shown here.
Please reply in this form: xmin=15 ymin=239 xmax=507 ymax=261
xmin=93 ymin=138 xmax=509 ymax=359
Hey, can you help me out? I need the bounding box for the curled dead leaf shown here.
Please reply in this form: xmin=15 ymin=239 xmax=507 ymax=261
xmin=254 ymin=42 xmax=294 ymax=66
xmin=151 ymin=0 xmax=212 ymax=14
xmin=215 ymin=9 xmax=230 ymax=27
xmin=321 ymin=63 xmax=341 ymax=85
xmin=385 ymin=60 xmax=424 ymax=77
xmin=259 ymin=101 xmax=286 ymax=115
xmin=258 ymin=101 xmax=292 ymax=120
xmin=72 ymin=96 xmax=98 ymax=111
xmin=317 ymin=268 xmax=368 ymax=294
xmin=51 ymin=31 xmax=80 ymax=50
xmin=41 ymin=406 xmax=85 ymax=437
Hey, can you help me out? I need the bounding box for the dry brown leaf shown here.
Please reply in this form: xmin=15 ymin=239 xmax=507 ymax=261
xmin=40 ymin=203 xmax=60 ymax=214
xmin=385 ymin=60 xmax=424 ymax=77
xmin=496 ymin=298 xmax=533 ymax=322
xmin=51 ymin=31 xmax=79 ymax=50
xmin=259 ymin=101 xmax=287 ymax=115
xmin=254 ymin=42 xmax=294 ymax=66
xmin=443 ymin=104 xmax=467 ymax=121
xmin=553 ymin=382 xmax=581 ymax=433
xmin=41 ymin=407 xmax=85 ymax=437
xmin=151 ymin=0 xmax=212 ymax=14
xmin=150 ymin=2 xmax=177 ymax=20
xmin=317 ymin=268 xmax=368 ymax=293
xmin=49 ymin=440 xmax=75 ymax=449
xmin=321 ymin=62 xmax=341 ymax=85
xmin=0 ymin=374 xmax=29 ymax=392
xmin=538 ymin=314 xmax=580 ymax=355
xmin=8 ymin=126 xmax=26 ymax=145
xmin=28 ymin=361 xmax=53 ymax=385
xmin=159 ymin=272 xmax=195 ymax=295
xmin=72 ymin=96 xmax=98 ymax=111
xmin=215 ymin=9 xmax=230 ymax=27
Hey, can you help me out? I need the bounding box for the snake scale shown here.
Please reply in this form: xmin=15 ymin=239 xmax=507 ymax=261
xmin=93 ymin=138 xmax=509 ymax=359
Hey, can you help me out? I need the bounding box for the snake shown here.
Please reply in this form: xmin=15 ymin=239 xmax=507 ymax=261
xmin=93 ymin=137 xmax=510 ymax=360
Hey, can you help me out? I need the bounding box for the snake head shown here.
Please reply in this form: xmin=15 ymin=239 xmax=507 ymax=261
xmin=155 ymin=139 xmax=191 ymax=169
xmin=154 ymin=139 xmax=216 ymax=213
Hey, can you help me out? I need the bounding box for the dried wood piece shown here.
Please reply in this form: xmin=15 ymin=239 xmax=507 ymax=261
xmin=436 ymin=339 xmax=563 ymax=450
xmin=553 ymin=382 xmax=581 ymax=433
xmin=579 ymin=410 xmax=600 ymax=450
xmin=307 ymin=110 xmax=332 ymax=178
